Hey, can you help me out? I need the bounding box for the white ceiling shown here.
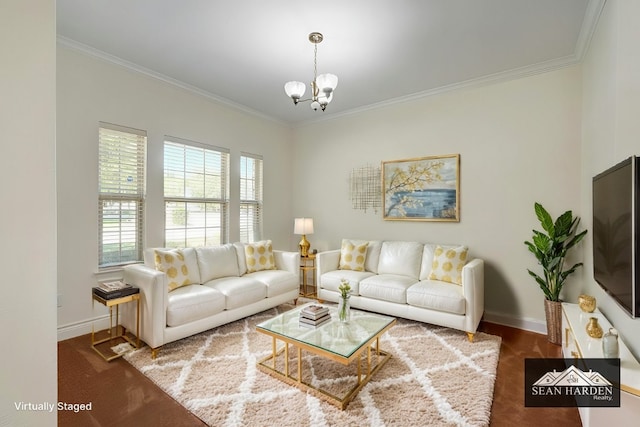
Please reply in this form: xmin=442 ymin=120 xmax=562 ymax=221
xmin=56 ymin=0 xmax=603 ymax=126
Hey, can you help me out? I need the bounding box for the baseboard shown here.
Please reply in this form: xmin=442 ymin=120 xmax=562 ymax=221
xmin=57 ymin=315 xmax=112 ymax=341
xmin=482 ymin=310 xmax=547 ymax=335
xmin=58 ymin=308 xmax=547 ymax=341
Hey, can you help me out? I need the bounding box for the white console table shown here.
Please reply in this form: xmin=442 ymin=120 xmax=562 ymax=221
xmin=562 ymin=303 xmax=640 ymax=426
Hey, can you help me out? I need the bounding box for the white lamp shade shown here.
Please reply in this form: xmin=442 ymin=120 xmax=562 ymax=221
xmin=318 ymin=92 xmax=333 ymax=105
xmin=284 ymin=81 xmax=306 ymax=99
xmin=294 ymin=217 xmax=314 ymax=234
xmin=316 ymin=73 xmax=338 ymax=93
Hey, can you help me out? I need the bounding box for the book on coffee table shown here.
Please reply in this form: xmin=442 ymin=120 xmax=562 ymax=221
xmin=93 ymin=281 xmax=139 ymax=300
xmin=299 ymin=313 xmax=331 ymax=327
xmin=300 ymin=304 xmax=329 ymax=320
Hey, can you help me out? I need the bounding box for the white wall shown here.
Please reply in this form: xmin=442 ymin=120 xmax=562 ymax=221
xmin=291 ymin=67 xmax=583 ymax=330
xmin=581 ymin=0 xmax=640 ymax=358
xmin=56 ymin=47 xmax=293 ymax=338
xmin=0 ymin=1 xmax=57 ymax=425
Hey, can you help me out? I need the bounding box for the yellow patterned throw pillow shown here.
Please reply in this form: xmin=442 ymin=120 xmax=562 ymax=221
xmin=154 ymin=249 xmax=191 ymax=291
xmin=245 ymin=240 xmax=276 ymax=273
xmin=338 ymin=239 xmax=369 ymax=271
xmin=428 ymin=245 xmax=468 ymax=285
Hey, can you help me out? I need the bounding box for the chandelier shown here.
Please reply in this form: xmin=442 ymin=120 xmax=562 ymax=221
xmin=284 ymin=32 xmax=338 ymax=111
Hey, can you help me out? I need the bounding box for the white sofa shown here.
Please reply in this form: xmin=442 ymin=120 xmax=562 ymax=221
xmin=121 ymin=242 xmax=299 ymax=357
xmin=317 ymin=240 xmax=484 ymax=340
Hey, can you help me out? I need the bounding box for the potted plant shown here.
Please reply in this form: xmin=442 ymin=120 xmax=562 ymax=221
xmin=524 ymin=202 xmax=588 ymax=344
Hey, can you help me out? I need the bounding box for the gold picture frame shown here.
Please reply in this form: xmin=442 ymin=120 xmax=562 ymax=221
xmin=382 ymin=154 xmax=460 ymax=222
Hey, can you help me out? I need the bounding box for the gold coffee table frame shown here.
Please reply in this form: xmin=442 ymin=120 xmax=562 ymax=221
xmin=256 ymin=305 xmax=396 ymax=410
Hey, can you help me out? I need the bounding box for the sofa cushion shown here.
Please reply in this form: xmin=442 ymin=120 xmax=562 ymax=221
xmin=320 ymin=270 xmax=375 ymax=295
xmin=246 ymin=269 xmax=297 ymax=297
xmin=364 ymin=240 xmax=383 ymax=273
xmin=419 ymin=244 xmax=437 ymax=280
xmin=377 ymin=241 xmax=424 ymax=279
xmin=154 ymin=249 xmax=199 ymax=291
xmin=234 ymin=242 xmax=248 ymax=275
xmin=428 ymin=245 xmax=468 ymax=285
xmin=407 ymin=281 xmax=465 ymax=315
xmin=338 ymin=239 xmax=369 ymax=271
xmin=245 ymin=240 xmax=276 ymax=273
xmin=359 ymin=274 xmax=418 ymax=304
xmin=196 ymin=244 xmax=240 ymax=282
xmin=204 ymin=277 xmax=267 ymax=310
xmin=166 ymin=284 xmax=225 ymax=327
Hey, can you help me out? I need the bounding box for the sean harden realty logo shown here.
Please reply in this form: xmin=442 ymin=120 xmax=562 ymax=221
xmin=525 ymin=359 xmax=620 ymax=407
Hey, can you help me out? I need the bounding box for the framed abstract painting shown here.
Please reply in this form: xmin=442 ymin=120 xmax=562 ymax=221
xmin=382 ymin=154 xmax=460 ymax=221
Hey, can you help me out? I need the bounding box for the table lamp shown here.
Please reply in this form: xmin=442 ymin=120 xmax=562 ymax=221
xmin=294 ymin=217 xmax=314 ymax=257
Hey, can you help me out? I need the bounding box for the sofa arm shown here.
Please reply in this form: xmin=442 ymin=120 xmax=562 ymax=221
xmin=461 ymin=258 xmax=485 ymax=333
xmin=274 ymin=250 xmax=298 ymax=276
xmin=121 ymin=264 xmax=167 ymax=349
xmin=317 ymin=249 xmax=340 ymax=278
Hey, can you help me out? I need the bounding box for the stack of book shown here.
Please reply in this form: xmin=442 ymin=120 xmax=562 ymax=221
xmin=299 ymin=304 xmax=330 ymax=327
xmin=92 ymin=281 xmax=139 ymax=300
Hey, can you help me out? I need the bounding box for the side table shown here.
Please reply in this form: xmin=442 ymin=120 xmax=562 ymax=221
xmin=299 ymin=253 xmax=317 ymax=298
xmin=91 ymin=291 xmax=141 ymax=361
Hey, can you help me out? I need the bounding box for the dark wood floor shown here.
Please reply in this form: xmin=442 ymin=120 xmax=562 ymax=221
xmin=58 ymin=322 xmax=582 ymax=427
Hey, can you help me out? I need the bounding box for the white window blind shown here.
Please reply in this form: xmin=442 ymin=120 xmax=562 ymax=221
xmin=240 ymin=153 xmax=263 ymax=243
xmin=164 ymin=137 xmax=229 ymax=247
xmin=98 ymin=123 xmax=146 ymax=267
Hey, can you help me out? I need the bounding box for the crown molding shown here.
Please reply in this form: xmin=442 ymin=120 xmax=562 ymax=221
xmin=56 ymin=36 xmax=286 ymax=126
xmin=297 ymin=53 xmax=582 ymax=127
xmin=574 ymin=0 xmax=607 ymax=62
xmin=297 ymin=0 xmax=607 ymax=128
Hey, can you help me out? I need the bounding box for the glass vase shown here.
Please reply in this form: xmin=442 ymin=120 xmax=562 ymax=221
xmin=338 ymin=295 xmax=350 ymax=323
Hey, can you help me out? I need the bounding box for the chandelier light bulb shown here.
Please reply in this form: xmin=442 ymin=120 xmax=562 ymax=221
xmin=284 ymin=81 xmax=306 ymax=102
xmin=284 ymin=32 xmax=337 ymax=111
xmin=318 ymin=93 xmax=332 ymax=107
xmin=316 ymin=73 xmax=338 ymax=94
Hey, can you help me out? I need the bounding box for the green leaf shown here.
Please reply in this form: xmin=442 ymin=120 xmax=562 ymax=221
xmin=535 ymin=202 xmax=554 ymax=236
xmin=532 ymin=232 xmax=551 ymax=252
xmin=565 ymin=229 xmax=587 ymax=251
xmin=528 ymin=270 xmax=552 ymax=300
xmin=554 ymin=210 xmax=573 ymax=236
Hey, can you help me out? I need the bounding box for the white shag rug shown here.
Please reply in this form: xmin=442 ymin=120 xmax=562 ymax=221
xmin=124 ymin=305 xmax=501 ymax=426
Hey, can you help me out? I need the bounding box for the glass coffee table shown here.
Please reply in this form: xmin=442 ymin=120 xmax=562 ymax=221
xmin=256 ymin=303 xmax=396 ymax=410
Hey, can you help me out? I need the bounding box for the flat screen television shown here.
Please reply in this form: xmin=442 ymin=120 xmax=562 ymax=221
xmin=592 ymin=155 xmax=639 ymax=318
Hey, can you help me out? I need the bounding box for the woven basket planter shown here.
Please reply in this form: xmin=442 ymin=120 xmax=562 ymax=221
xmin=544 ymin=299 xmax=562 ymax=345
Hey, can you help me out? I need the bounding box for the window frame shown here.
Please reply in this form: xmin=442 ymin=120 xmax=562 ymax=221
xmin=239 ymin=152 xmax=263 ymax=243
xmin=163 ymin=136 xmax=230 ymax=248
xmin=98 ymin=122 xmax=146 ymax=269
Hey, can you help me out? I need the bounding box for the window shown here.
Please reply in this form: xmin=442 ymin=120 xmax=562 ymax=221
xmin=98 ymin=123 xmax=146 ymax=267
xmin=240 ymin=153 xmax=263 ymax=243
xmin=164 ymin=137 xmax=229 ymax=247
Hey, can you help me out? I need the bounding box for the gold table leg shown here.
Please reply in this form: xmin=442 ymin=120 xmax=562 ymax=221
xmin=297 ymin=347 xmax=302 ymax=383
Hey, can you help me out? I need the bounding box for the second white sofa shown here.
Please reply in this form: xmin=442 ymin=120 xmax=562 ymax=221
xmin=317 ymin=240 xmax=484 ymax=340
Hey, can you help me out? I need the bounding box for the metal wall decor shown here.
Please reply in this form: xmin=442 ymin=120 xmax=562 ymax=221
xmin=382 ymin=154 xmax=460 ymax=221
xmin=349 ymin=164 xmax=382 ymax=213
